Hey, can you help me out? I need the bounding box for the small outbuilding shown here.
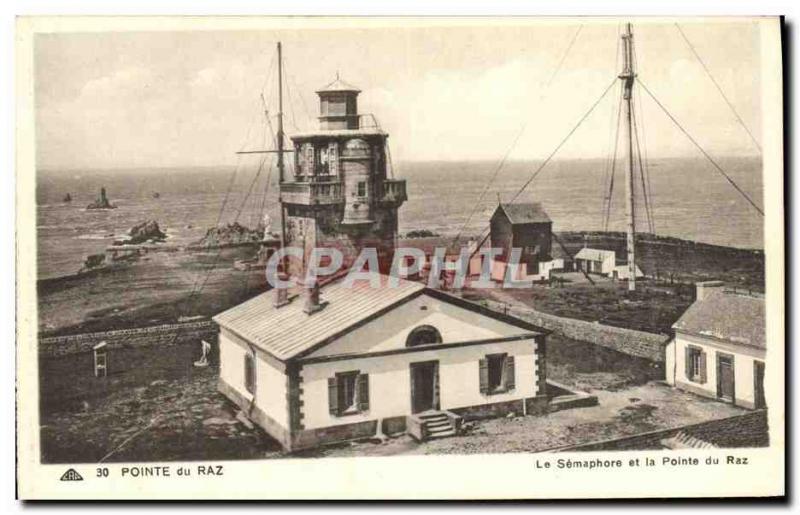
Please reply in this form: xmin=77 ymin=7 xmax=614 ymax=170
xmin=665 ymin=281 xmax=766 ymax=410
xmin=489 ymin=202 xmax=553 ymax=279
xmin=573 ymin=248 xmax=616 ymax=276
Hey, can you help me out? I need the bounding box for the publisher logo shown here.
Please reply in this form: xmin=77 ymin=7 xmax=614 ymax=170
xmin=59 ymin=468 xmax=83 ymax=481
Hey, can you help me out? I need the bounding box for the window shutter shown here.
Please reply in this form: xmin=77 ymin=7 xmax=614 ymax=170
xmin=505 ymin=355 xmax=515 ymax=390
xmin=479 ymin=358 xmax=489 ymax=394
xmin=698 ymin=351 xmax=707 ymax=384
xmin=357 ymin=374 xmax=370 ymax=411
xmin=244 ymin=354 xmax=256 ymax=394
xmin=328 ymin=377 xmax=339 ymax=416
xmin=684 ymin=346 xmax=692 ymax=380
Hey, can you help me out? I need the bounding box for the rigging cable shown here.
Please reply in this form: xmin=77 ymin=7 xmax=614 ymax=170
xmin=450 ymin=123 xmax=527 ymax=247
xmin=631 ymin=97 xmax=655 ymax=233
xmin=637 ymin=78 xmax=764 ymax=216
xmin=510 ymin=76 xmax=619 ymax=204
xmin=456 ymin=23 xmax=587 ymax=251
xmin=603 ymin=86 xmax=623 ymax=233
xmin=674 ymin=23 xmax=762 ymax=153
xmin=634 ymin=80 xmax=656 ymax=233
xmin=630 ymin=34 xmax=656 ymax=234
xmin=545 ymin=25 xmax=584 ymax=89
xmin=176 ymin=50 xmax=278 ymax=317
xmin=600 ymin=25 xmax=623 ymax=231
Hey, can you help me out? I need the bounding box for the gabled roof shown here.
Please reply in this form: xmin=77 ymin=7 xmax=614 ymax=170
xmin=214 ymin=274 xmax=423 ymax=361
xmin=574 ymin=248 xmax=616 ymax=261
xmin=495 ymin=203 xmax=552 ymax=225
xmin=673 ymin=291 xmax=765 ymax=349
xmin=213 ymin=272 xmax=547 ymax=362
xmin=316 ymin=76 xmax=361 ymax=94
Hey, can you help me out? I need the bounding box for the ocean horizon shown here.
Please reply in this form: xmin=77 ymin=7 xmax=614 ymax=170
xmin=36 ymin=155 xmax=764 ymax=280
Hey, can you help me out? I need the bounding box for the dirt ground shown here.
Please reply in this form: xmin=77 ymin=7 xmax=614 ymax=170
xmin=39 ymin=336 xmax=744 ymax=463
xmin=37 ymin=247 xmax=266 ymax=336
xmin=464 ymin=280 xmax=693 ymax=335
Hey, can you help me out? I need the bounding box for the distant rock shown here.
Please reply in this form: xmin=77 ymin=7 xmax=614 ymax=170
xmin=191 ymin=222 xmax=263 ymax=248
xmin=83 ymin=253 xmax=106 ymax=269
xmin=126 ymin=220 xmax=167 ymax=245
xmin=152 ymin=192 xmax=161 ymax=199
xmin=86 ymin=187 xmax=116 ymax=210
xmin=403 ymin=229 xmax=440 ymax=238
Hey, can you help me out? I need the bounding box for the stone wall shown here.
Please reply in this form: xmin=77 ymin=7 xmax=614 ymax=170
xmin=553 ymin=410 xmax=769 ymax=451
xmin=485 ymin=300 xmax=669 ymax=362
xmin=38 ymin=321 xmax=217 ymax=357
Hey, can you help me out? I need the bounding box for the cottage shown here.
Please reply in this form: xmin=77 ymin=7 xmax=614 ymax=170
xmin=214 ymin=273 xmax=549 ymax=451
xmin=573 ymin=248 xmax=616 ymax=276
xmin=665 ymin=281 xmax=766 ymax=410
xmin=489 ymin=202 xmax=554 ymax=280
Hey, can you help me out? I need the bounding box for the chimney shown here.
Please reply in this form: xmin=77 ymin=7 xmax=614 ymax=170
xmin=273 ymin=273 xmax=290 ymax=308
xmin=696 ymin=280 xmax=725 ymax=301
xmin=303 ymin=277 xmax=324 ymax=314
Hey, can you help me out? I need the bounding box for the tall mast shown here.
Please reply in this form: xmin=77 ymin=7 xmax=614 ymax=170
xmin=619 ymin=23 xmax=637 ymax=292
xmin=276 ymin=41 xmax=288 ymax=265
xmin=277 ymin=41 xmax=285 ymax=183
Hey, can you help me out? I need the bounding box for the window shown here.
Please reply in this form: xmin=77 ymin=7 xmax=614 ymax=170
xmin=357 ymin=181 xmax=367 ymax=197
xmin=406 ymin=325 xmax=442 ymax=347
xmin=685 ymin=346 xmax=707 ymax=384
xmin=338 ymin=372 xmax=358 ymax=412
xmin=244 ymin=353 xmax=256 ymax=395
xmin=328 ymin=371 xmax=369 ymax=416
xmin=479 ymin=353 xmax=515 ymax=395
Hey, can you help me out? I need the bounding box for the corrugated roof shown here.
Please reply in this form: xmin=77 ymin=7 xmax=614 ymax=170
xmin=673 ymin=291 xmax=765 ymax=349
xmin=316 ymin=77 xmax=361 ymax=94
xmin=497 ymin=203 xmax=552 ymax=224
xmin=574 ymin=248 xmax=616 ymax=261
xmin=213 ymin=274 xmax=425 ymax=361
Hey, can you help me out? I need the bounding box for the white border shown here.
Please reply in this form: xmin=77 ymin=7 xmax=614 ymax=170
xmin=4 ymin=2 xmax=794 ymax=506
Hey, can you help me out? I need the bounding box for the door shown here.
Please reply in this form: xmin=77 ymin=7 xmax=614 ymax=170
xmin=754 ymin=361 xmax=766 ymax=409
xmin=717 ymin=354 xmax=735 ymax=402
xmin=410 ymin=361 xmax=439 ymax=413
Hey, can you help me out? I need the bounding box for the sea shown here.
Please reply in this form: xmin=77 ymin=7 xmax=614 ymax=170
xmin=36 ymin=156 xmax=764 ymax=281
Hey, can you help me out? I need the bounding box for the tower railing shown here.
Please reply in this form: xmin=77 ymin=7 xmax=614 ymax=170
xmin=280 ymin=180 xmax=343 ymax=205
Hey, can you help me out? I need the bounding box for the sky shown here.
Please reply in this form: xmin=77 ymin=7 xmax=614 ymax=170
xmin=34 ymin=19 xmax=764 ymax=170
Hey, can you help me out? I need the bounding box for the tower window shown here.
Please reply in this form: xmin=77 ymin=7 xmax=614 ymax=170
xmin=357 ymin=181 xmax=366 ymax=197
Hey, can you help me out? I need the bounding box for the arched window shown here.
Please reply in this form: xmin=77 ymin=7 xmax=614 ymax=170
xmin=406 ymin=325 xmax=442 ymax=347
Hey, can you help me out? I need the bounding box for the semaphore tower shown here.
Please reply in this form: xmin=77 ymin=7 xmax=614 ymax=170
xmin=279 ymin=76 xmax=407 ymax=278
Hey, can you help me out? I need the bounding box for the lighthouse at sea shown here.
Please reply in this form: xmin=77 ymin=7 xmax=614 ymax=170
xmin=279 ymin=76 xmax=407 ymax=278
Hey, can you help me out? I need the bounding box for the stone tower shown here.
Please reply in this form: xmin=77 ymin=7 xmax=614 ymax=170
xmin=279 ymin=76 xmax=407 ymax=278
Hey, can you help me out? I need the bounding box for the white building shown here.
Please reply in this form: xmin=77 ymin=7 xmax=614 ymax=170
xmin=665 ymin=281 xmax=766 ymax=410
xmin=214 ymin=273 xmax=549 ymax=451
xmin=574 ymin=248 xmax=616 ymax=276
xmin=613 ymin=263 xmax=644 ymax=280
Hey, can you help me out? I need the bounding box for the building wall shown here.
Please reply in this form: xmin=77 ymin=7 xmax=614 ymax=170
xmin=306 ymin=293 xmax=529 ymax=358
xmin=666 ymin=330 xmax=766 ymax=409
xmin=218 ymin=328 xmax=289 ymax=429
xmin=299 ymin=337 xmax=540 ymax=430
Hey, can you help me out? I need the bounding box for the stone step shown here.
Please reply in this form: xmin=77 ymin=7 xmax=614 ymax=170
xmin=417 ymin=411 xmax=447 ymax=420
xmin=428 ymin=429 xmax=456 ymax=439
xmin=425 ymin=420 xmax=451 ymax=429
xmin=428 ymin=423 xmax=454 ymax=433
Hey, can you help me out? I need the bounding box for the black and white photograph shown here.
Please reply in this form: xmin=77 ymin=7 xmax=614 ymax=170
xmin=13 ymin=15 xmax=785 ymax=500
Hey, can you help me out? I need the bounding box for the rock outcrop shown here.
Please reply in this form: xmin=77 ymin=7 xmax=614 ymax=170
xmin=192 ymin=222 xmax=263 ymax=248
xmin=124 ymin=220 xmax=167 ymax=245
xmin=86 ymin=187 xmax=116 ymax=210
